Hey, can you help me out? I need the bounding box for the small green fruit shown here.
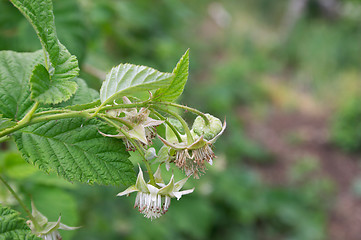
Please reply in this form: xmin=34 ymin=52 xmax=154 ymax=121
xmin=192 ymin=114 xmax=222 ymax=140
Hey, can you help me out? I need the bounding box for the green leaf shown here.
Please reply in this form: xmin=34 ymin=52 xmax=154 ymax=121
xmin=30 ymin=63 xmax=78 ymax=104
xmin=100 ymin=63 xmax=174 ymax=105
xmin=0 ymin=205 xmax=42 ymax=240
xmin=13 ymin=118 xmax=136 ymax=186
xmin=0 ymin=50 xmax=43 ymax=120
xmin=10 ymin=0 xmax=80 ymax=104
xmin=155 ymin=49 xmax=189 ymax=102
xmin=55 ymin=78 xmax=99 ymax=107
xmin=0 ymin=117 xmax=16 ymax=131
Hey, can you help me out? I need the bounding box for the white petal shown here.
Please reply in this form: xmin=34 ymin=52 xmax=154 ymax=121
xmin=147 ymin=184 xmax=160 ymax=195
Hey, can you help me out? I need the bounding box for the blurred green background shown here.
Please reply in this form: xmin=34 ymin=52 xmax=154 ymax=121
xmin=2 ymin=0 xmax=361 ymax=239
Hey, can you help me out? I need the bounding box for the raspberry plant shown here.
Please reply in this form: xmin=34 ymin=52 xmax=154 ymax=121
xmin=0 ymin=0 xmax=225 ymax=238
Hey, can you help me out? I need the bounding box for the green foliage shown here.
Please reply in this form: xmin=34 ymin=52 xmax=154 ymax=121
xmin=0 ymin=50 xmax=43 ymax=120
xmin=55 ymin=78 xmax=99 ymax=107
xmin=0 ymin=205 xmax=41 ymax=240
xmin=13 ymin=118 xmax=135 ymax=186
xmin=99 ymin=63 xmax=173 ymax=104
xmin=331 ymin=96 xmax=361 ymax=152
xmin=29 ymin=63 xmax=78 ymax=104
xmin=0 ymin=0 xmax=88 ymax=63
xmin=155 ymin=49 xmax=189 ymax=102
xmin=0 ymin=117 xmax=16 ymax=132
xmin=10 ymin=0 xmax=79 ymax=104
xmin=3 ymin=0 xmax=358 ymax=238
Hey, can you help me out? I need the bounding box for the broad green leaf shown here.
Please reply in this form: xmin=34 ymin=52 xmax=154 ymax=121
xmin=30 ymin=63 xmax=78 ymax=104
xmin=10 ymin=0 xmax=79 ymax=104
xmin=0 ymin=205 xmax=42 ymax=240
xmin=155 ymin=49 xmax=189 ymax=102
xmin=55 ymin=78 xmax=99 ymax=107
xmin=14 ymin=118 xmax=136 ymax=186
xmin=100 ymin=63 xmax=174 ymax=105
xmin=0 ymin=50 xmax=43 ymax=120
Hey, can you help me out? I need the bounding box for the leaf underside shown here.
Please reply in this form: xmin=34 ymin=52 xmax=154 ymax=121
xmin=100 ymin=63 xmax=174 ymax=104
xmin=14 ymin=118 xmax=136 ymax=186
xmin=0 ymin=205 xmax=42 ymax=240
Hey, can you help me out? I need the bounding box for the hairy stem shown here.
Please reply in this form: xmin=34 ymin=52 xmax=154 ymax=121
xmin=156 ymin=101 xmax=210 ymax=125
xmin=0 ymin=175 xmax=40 ymax=229
xmin=150 ymin=109 xmax=182 ymax=143
xmin=153 ymin=106 xmax=193 ymax=145
xmin=0 ymin=111 xmax=91 ymax=138
xmin=97 ymin=113 xmax=133 ymax=129
xmin=17 ymin=102 xmax=39 ymax=125
xmin=0 ymin=135 xmax=10 ymax=143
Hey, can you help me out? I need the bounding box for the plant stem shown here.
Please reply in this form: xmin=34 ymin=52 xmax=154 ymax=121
xmin=115 ymin=128 xmax=156 ymax=185
xmin=0 ymin=111 xmax=91 ymax=138
xmin=150 ymin=109 xmax=182 ymax=143
xmin=97 ymin=113 xmax=133 ymax=129
xmin=17 ymin=102 xmax=39 ymax=125
xmin=33 ymin=108 xmax=72 ymax=117
xmin=0 ymin=135 xmax=10 ymax=143
xmin=153 ymin=106 xmax=193 ymax=145
xmin=0 ymin=175 xmax=39 ymax=229
xmin=99 ymin=102 xmax=148 ymax=111
xmin=156 ymin=101 xmax=210 ymax=125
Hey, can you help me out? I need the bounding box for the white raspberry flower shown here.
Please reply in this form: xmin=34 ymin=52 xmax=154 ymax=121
xmin=101 ymin=97 xmax=163 ymax=151
xmin=117 ymin=166 xmax=194 ymax=220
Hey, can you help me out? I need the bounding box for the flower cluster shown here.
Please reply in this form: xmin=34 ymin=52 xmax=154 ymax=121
xmin=117 ymin=166 xmax=193 ymax=220
xmin=103 ymin=98 xmax=225 ymax=219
